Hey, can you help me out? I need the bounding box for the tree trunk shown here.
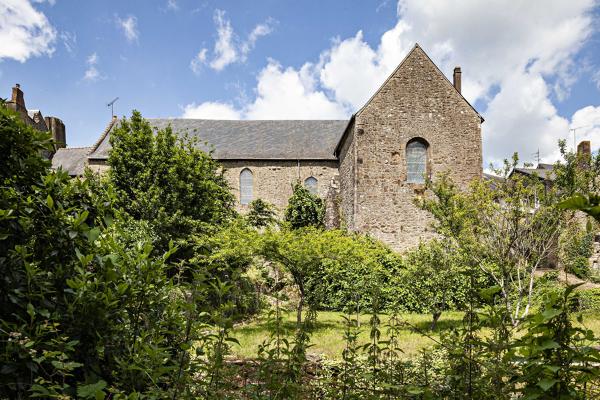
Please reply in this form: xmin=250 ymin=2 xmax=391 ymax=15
xmin=297 ymin=293 xmax=304 ymax=325
xmin=430 ymin=310 xmax=442 ymax=330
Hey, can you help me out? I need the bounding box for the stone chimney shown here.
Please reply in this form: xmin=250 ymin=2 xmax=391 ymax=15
xmin=11 ymin=83 xmax=26 ymax=111
xmin=45 ymin=116 xmax=66 ymax=149
xmin=453 ymin=67 xmax=462 ymax=93
xmin=577 ymin=140 xmax=591 ymax=158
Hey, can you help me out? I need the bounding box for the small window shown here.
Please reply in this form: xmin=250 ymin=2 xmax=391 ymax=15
xmin=240 ymin=168 xmax=253 ymax=205
xmin=406 ymin=139 xmax=428 ymax=184
xmin=304 ymin=176 xmax=318 ymax=195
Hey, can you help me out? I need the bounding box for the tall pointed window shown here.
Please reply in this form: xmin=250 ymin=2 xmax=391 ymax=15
xmin=406 ymin=139 xmax=428 ymax=184
xmin=304 ymin=176 xmax=318 ymax=195
xmin=240 ymin=168 xmax=253 ymax=205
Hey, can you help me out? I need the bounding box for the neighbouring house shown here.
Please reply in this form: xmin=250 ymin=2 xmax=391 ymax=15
xmin=44 ymin=44 xmax=485 ymax=251
xmin=5 ymin=83 xmax=66 ymax=154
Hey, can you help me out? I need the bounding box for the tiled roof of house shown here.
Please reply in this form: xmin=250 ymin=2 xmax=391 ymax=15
xmin=512 ymin=164 xmax=555 ymax=181
xmin=51 ymin=147 xmax=91 ymax=176
xmin=88 ymin=119 xmax=348 ymax=161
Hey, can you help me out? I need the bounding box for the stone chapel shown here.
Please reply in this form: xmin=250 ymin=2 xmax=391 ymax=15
xmin=45 ymin=43 xmax=483 ymax=251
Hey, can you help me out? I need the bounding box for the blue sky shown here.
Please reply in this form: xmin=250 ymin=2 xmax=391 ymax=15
xmin=1 ymin=0 xmax=599 ymax=166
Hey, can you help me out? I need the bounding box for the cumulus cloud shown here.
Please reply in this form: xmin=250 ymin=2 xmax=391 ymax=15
xmin=82 ymin=52 xmax=103 ymax=82
xmin=182 ymin=101 xmax=242 ymax=119
xmin=190 ymin=9 xmax=275 ymax=73
xmin=245 ymin=61 xmax=347 ymax=119
xmin=117 ymin=15 xmax=139 ymax=43
xmin=0 ymin=0 xmax=56 ymax=62
xmin=184 ymin=0 xmax=598 ymax=164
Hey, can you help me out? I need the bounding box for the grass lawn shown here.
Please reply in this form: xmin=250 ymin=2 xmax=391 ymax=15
xmin=231 ymin=310 xmax=600 ymax=360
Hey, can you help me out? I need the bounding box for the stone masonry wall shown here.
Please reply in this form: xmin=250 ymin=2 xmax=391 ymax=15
xmin=220 ymin=160 xmax=339 ymax=213
xmin=337 ymin=123 xmax=355 ymax=229
xmin=347 ymin=45 xmax=483 ymax=252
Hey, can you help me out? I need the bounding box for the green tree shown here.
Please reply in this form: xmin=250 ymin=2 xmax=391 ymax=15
xmin=0 ymin=104 xmax=214 ymax=398
xmin=246 ymin=198 xmax=278 ymax=228
xmin=421 ymin=162 xmax=563 ymax=326
xmin=284 ymin=182 xmax=325 ymax=229
xmin=108 ymin=110 xmax=235 ymax=255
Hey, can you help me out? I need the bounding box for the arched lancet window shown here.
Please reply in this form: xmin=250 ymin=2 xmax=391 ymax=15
xmin=304 ymin=176 xmax=318 ymax=195
xmin=406 ymin=139 xmax=428 ymax=184
xmin=240 ymin=168 xmax=253 ymax=205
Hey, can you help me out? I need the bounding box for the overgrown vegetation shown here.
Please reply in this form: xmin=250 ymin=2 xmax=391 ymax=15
xmin=2 ymin=108 xmax=600 ymax=399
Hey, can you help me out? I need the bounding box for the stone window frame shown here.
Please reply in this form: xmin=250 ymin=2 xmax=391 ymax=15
xmin=239 ymin=168 xmax=253 ymax=205
xmin=405 ymin=137 xmax=431 ymax=186
xmin=304 ymin=176 xmax=318 ymax=196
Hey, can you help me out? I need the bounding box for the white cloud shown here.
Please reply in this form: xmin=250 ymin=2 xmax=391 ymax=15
xmin=60 ymin=30 xmax=76 ymax=53
xmin=182 ymin=101 xmax=241 ymax=119
xmin=240 ymin=19 xmax=274 ymax=60
xmin=166 ymin=0 xmax=178 ymax=11
xmin=570 ymin=105 xmax=600 ymax=153
xmin=0 ymin=0 xmax=56 ymax=62
xmin=184 ymin=0 xmax=598 ymax=166
xmin=245 ymin=60 xmax=347 ymax=119
xmin=117 ymin=15 xmax=139 ymax=43
xmin=32 ymin=0 xmax=56 ymax=5
xmin=190 ymin=48 xmax=208 ymax=75
xmin=83 ymin=52 xmax=103 ymax=82
xmin=210 ymin=9 xmax=237 ymax=71
xmin=191 ymin=9 xmax=275 ymax=72
xmin=593 ymin=69 xmax=600 ymax=91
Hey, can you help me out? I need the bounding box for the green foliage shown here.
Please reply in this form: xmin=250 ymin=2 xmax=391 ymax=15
xmin=0 ymin=103 xmax=234 ymax=398
xmin=246 ymin=198 xmax=278 ymax=228
xmin=108 ymin=110 xmax=235 ymax=255
xmin=0 ymin=105 xmax=52 ymax=190
xmin=553 ymin=139 xmax=600 ymax=200
xmin=516 ymin=284 xmax=600 ymax=399
xmin=559 ymin=194 xmax=600 ymax=223
xmin=284 ymin=182 xmax=325 ymax=229
xmin=402 ymin=240 xmax=485 ymax=325
xmin=559 ymin=220 xmax=594 ymax=278
xmin=420 ymin=165 xmax=563 ymax=325
xmin=191 ymin=219 xmax=263 ymax=317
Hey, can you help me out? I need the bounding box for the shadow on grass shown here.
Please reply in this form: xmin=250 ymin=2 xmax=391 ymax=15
xmin=407 ymin=315 xmax=465 ymax=332
xmin=236 ymin=318 xmax=341 ymax=336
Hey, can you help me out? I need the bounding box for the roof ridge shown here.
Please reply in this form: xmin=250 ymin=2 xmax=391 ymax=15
xmin=146 ymin=118 xmax=348 ymax=122
xmin=57 ymin=146 xmax=92 ymax=150
xmin=88 ymin=116 xmax=118 ymax=156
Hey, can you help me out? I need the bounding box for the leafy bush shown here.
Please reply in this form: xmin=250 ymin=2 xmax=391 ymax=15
xmin=246 ymin=198 xmax=278 ymax=228
xmin=0 ymin=105 xmax=222 ymax=398
xmin=559 ymin=219 xmax=594 ymax=279
xmin=284 ymin=182 xmax=325 ymax=229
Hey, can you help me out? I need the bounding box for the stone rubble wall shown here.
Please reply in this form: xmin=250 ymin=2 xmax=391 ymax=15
xmin=340 ymin=46 xmax=483 ymax=252
xmin=220 ymin=160 xmax=339 ymax=214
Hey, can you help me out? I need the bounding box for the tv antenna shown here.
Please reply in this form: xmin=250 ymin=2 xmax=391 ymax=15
xmin=569 ymin=125 xmax=589 ymax=151
xmin=532 ymin=149 xmax=540 ymax=165
xmin=107 ymin=97 xmax=119 ymax=117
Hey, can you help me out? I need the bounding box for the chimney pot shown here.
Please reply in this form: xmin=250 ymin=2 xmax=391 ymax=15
xmin=453 ymin=67 xmax=462 ymax=93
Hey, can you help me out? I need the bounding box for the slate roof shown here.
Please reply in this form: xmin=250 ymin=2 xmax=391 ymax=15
xmin=511 ymin=163 xmax=555 ymax=181
xmin=51 ymin=147 xmax=91 ymax=176
xmin=88 ymin=119 xmax=348 ymax=161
